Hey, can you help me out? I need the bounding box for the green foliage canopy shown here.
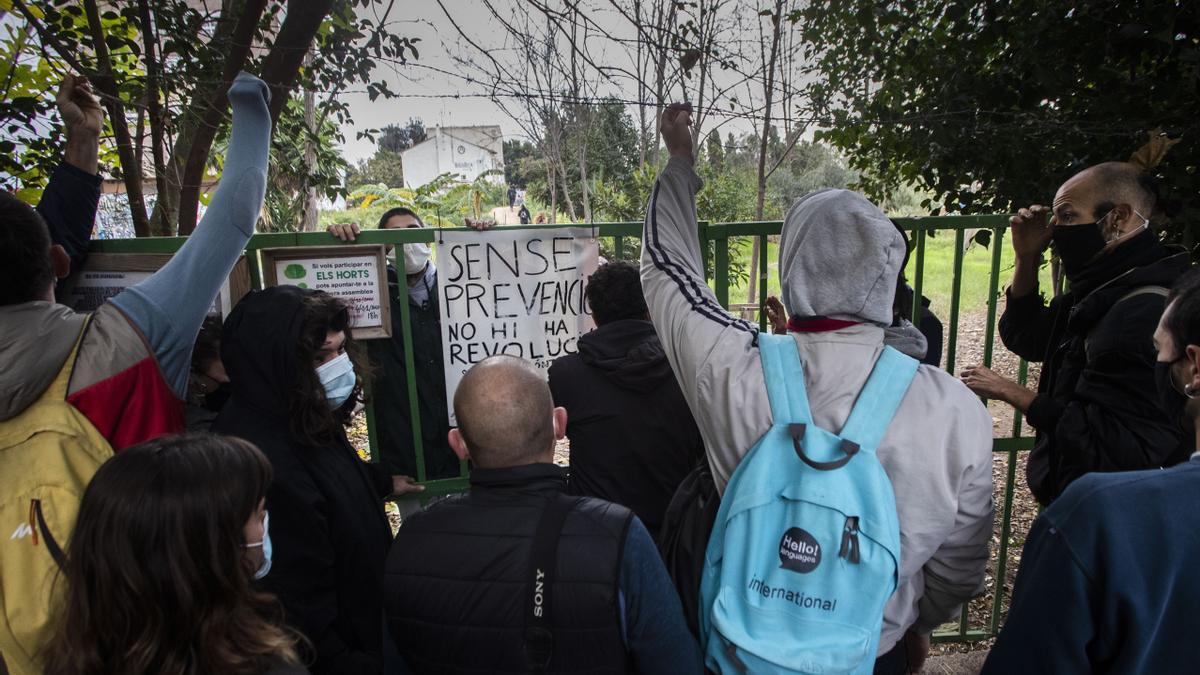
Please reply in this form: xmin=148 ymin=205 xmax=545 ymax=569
xmin=798 ymin=0 xmax=1199 ymax=243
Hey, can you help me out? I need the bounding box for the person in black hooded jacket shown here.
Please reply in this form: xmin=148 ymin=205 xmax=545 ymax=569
xmin=548 ymin=261 xmax=705 ymax=535
xmin=213 ymin=286 xmax=423 ymax=674
xmin=961 ymin=162 xmax=1190 ymax=505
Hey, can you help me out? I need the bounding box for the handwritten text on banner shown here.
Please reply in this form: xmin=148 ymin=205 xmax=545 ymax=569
xmin=436 ymin=227 xmax=599 ymax=425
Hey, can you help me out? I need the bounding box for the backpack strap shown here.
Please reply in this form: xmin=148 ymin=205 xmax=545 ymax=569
xmin=838 ymin=347 xmax=919 ymax=452
xmin=47 ymin=314 xmax=93 ymax=401
xmin=1084 ymin=285 xmax=1169 ymax=355
xmin=758 ymin=333 xmax=813 ymax=426
xmin=1115 ymin=285 xmax=1170 ymax=304
xmin=523 ymin=493 xmax=580 ymax=673
xmin=25 ymin=315 xmax=94 ymax=573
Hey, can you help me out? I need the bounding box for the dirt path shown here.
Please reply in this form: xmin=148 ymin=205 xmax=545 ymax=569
xmin=931 ymin=311 xmax=1041 ymax=657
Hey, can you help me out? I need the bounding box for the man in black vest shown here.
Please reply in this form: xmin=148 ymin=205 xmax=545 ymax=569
xmin=961 ymin=162 xmax=1189 ymax=504
xmin=549 ymin=261 xmax=705 ymax=536
xmin=383 ymin=356 xmax=701 ymax=674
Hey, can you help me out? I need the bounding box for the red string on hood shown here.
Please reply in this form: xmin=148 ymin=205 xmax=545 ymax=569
xmin=787 ymin=316 xmax=861 ymax=333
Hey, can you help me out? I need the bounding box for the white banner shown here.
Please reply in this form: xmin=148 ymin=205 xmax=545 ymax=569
xmin=436 ymin=227 xmax=599 ymax=425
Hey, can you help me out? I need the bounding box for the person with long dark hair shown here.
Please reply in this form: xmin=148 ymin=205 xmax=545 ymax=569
xmin=40 ymin=433 xmax=305 ymax=675
xmin=213 ymin=286 xmax=421 ymax=674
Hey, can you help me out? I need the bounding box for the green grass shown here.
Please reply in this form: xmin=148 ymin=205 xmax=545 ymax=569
xmin=723 ymin=231 xmax=1054 ymax=321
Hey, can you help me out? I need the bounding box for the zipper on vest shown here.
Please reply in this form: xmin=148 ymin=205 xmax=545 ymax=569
xmin=839 ymin=516 xmax=861 ymax=564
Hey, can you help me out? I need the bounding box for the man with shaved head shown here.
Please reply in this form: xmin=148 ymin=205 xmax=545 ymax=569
xmin=962 ymin=161 xmax=1190 ymax=504
xmin=383 ymin=356 xmax=701 ymax=673
xmin=451 ymin=356 xmax=560 ymax=469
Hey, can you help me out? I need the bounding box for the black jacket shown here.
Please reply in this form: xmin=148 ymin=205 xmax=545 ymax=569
xmin=548 ymin=320 xmax=704 ymax=534
xmin=214 ymin=286 xmax=394 ymax=674
xmin=999 ymin=231 xmax=1191 ymax=504
xmin=369 ymin=266 xmax=460 ymax=480
xmin=384 ymin=464 xmax=633 ymax=674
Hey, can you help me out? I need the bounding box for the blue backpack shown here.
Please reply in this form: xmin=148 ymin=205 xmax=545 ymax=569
xmin=699 ymin=333 xmax=917 ymax=674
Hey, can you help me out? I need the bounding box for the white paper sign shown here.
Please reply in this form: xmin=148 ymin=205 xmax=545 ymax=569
xmin=436 ymin=227 xmax=599 ymax=425
xmin=65 ymin=270 xmax=152 ymax=312
xmin=66 ymin=269 xmax=231 ymax=317
xmin=273 ymin=255 xmax=384 ymax=328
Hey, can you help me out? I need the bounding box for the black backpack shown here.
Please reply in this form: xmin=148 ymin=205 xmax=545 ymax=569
xmin=655 ymin=461 xmax=721 ymax=639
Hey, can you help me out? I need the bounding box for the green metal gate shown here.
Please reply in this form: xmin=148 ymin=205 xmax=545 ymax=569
xmin=88 ymin=214 xmax=1030 ymax=642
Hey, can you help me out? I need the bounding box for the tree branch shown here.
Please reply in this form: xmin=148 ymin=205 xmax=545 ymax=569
xmin=174 ymin=0 xmax=270 ymax=235
xmin=82 ymin=0 xmax=150 ymax=236
xmin=137 ymin=0 xmax=169 ymax=232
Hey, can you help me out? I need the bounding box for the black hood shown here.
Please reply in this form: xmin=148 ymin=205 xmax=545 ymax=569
xmin=1069 ymin=236 xmax=1190 ymax=334
xmin=577 ymin=320 xmax=673 ymax=393
xmin=220 ymin=285 xmax=310 ymax=419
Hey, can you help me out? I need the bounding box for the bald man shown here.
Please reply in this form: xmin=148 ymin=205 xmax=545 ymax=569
xmin=961 ymin=162 xmax=1190 ymax=504
xmin=382 ymin=356 xmax=701 ymax=674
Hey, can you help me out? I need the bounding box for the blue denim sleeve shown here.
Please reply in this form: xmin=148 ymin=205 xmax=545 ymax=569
xmin=619 ymin=516 xmax=703 ymax=674
xmin=38 ymin=162 xmax=101 ymax=276
xmin=109 ymin=72 xmax=271 ymax=397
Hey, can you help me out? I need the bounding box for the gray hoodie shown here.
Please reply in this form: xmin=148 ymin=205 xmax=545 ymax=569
xmin=640 ymin=157 xmax=993 ymax=654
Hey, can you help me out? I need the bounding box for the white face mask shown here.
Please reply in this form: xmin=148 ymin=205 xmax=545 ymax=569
xmin=243 ymin=511 xmax=272 ymax=580
xmin=403 ymin=243 xmax=431 ymax=275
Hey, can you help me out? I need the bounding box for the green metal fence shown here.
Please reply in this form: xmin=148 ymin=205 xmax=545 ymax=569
xmin=89 ymin=214 xmax=1030 ymax=642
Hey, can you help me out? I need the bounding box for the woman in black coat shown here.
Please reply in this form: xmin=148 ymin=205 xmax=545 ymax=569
xmin=215 ymin=285 xmax=421 ymax=674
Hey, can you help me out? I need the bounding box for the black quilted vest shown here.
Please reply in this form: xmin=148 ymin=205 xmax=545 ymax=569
xmin=384 ymin=463 xmax=635 ymax=674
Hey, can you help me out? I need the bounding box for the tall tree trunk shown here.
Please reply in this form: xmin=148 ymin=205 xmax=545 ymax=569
xmin=634 ymin=0 xmax=646 ymax=166
xmin=650 ymin=1 xmax=669 ymax=167
xmin=153 ymin=0 xmax=267 ymax=235
xmin=178 ymin=0 xmax=334 ymax=235
xmin=754 ymin=0 xmax=784 ymax=221
xmin=83 ymin=0 xmax=150 ymax=236
xmin=298 ymin=60 xmax=319 ymax=232
xmin=749 ymin=0 xmax=785 ymax=305
xmin=556 ymin=155 xmax=577 ymax=222
xmin=547 ymin=151 xmax=558 ymax=225
xmin=578 ymin=137 xmax=591 ymax=222
xmin=136 ymin=0 xmax=170 ymax=235
xmin=568 ymin=13 xmax=591 ymax=223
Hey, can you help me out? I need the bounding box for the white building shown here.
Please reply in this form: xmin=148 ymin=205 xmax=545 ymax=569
xmin=401 ymin=126 xmax=506 ymax=189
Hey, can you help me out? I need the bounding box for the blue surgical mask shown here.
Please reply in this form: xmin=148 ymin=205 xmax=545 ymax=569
xmin=316 ymin=352 xmax=356 ymax=409
xmin=244 ymin=510 xmax=272 ymax=580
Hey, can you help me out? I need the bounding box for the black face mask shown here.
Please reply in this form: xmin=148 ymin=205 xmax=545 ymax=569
xmin=203 ymin=382 xmax=233 ymax=413
xmin=1050 ymin=221 xmax=1107 ymax=277
xmin=1155 ymin=359 xmax=1191 ymax=428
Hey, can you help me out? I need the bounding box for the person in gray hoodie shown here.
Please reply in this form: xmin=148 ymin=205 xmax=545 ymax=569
xmin=641 ymin=103 xmax=994 ymax=673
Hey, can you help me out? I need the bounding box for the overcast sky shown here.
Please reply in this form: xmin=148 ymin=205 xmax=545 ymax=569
xmin=339 ymin=3 xmax=514 ymax=162
xmin=339 ymin=1 xmax=766 ymax=163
